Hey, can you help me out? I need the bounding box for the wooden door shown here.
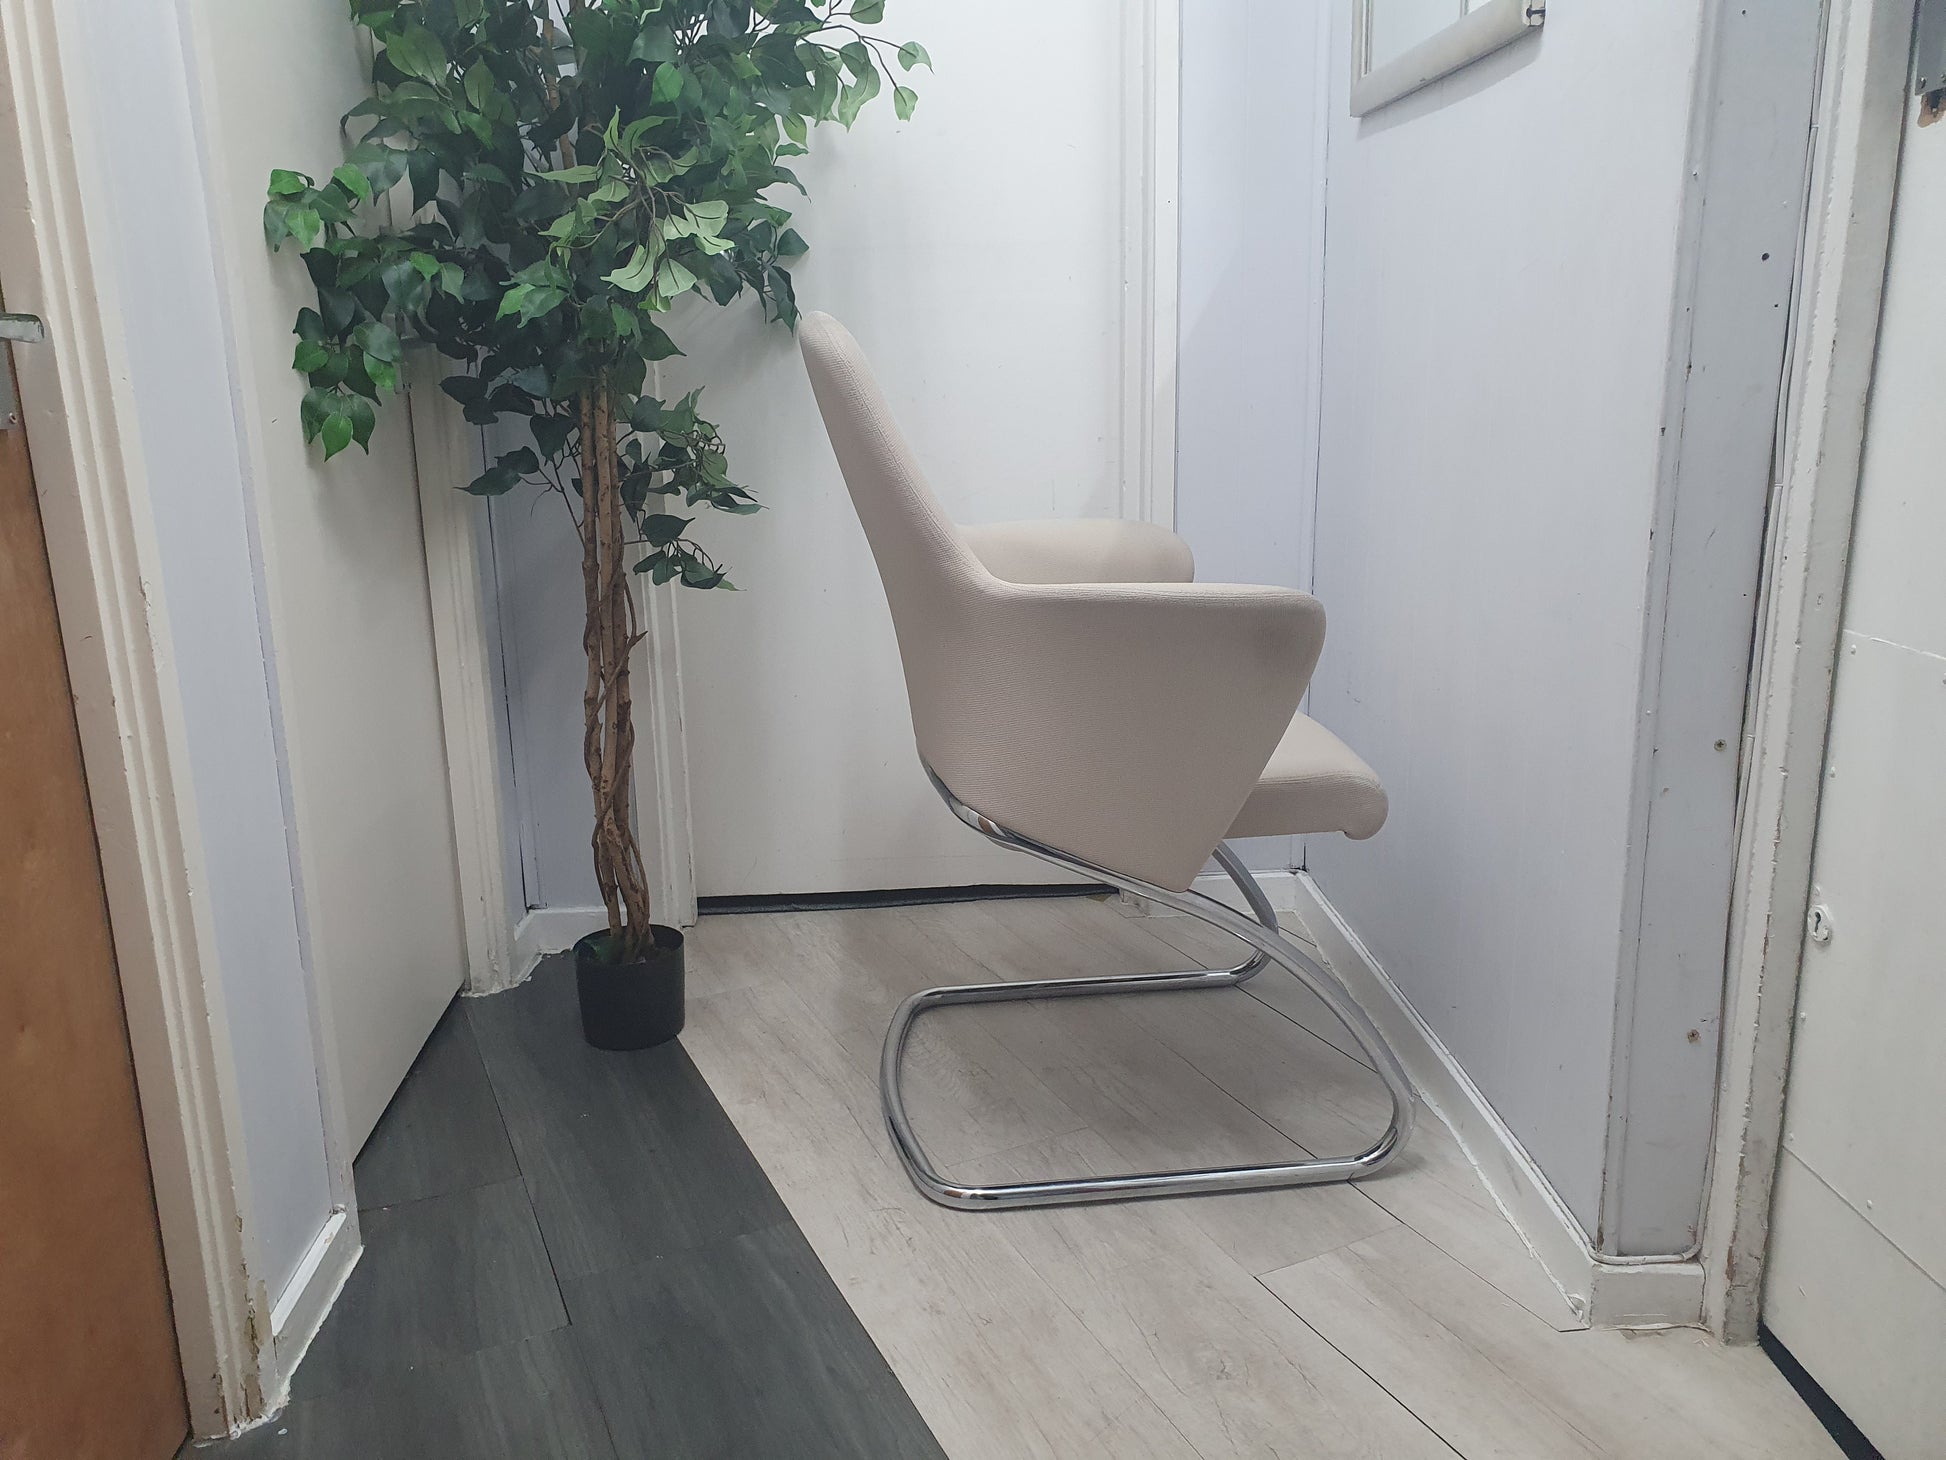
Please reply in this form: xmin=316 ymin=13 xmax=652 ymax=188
xmin=0 ymin=345 xmax=189 ymax=1458
xmin=1760 ymin=58 xmax=1946 ymax=1460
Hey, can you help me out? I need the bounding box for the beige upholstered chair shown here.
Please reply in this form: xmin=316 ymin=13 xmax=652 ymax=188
xmin=800 ymin=312 xmax=1416 ymax=1209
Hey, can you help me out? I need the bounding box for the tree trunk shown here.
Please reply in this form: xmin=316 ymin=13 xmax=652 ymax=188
xmin=578 ymin=380 xmax=653 ymax=960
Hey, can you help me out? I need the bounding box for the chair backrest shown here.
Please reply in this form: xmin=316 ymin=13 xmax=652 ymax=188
xmin=798 ymin=310 xmax=985 ymax=625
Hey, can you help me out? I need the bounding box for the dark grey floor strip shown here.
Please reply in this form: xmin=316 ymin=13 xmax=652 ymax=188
xmin=190 ymin=961 xmax=944 ymax=1460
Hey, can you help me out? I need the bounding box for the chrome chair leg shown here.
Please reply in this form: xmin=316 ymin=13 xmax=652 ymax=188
xmin=878 ymin=771 xmax=1419 ymax=1211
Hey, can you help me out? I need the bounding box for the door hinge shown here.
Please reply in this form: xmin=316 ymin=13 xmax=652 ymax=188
xmin=1917 ymin=0 xmax=1946 ymax=97
xmin=0 ymin=313 xmax=43 ymax=432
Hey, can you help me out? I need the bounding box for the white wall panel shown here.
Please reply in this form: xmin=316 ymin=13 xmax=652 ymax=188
xmin=187 ymin=0 xmax=467 ymax=1150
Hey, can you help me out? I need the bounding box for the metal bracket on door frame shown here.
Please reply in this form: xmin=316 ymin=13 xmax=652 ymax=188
xmin=0 ymin=314 xmax=45 ymax=432
xmin=1916 ymin=0 xmax=1946 ymax=96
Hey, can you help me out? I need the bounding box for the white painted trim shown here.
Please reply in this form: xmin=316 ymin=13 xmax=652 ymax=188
xmin=1703 ymin=0 xmax=1912 ymax=1344
xmin=0 ymin=0 xmax=262 ymax=1431
xmin=1121 ymin=0 xmax=1180 ymax=529
xmin=410 ymin=370 xmax=521 ymax=994
xmin=268 ymin=1209 xmax=359 ymax=1385
xmin=633 ymin=578 xmax=699 ymax=930
xmin=1193 ymin=866 xmax=1299 ymax=916
xmin=1291 ymin=871 xmax=1707 ymax=1329
xmin=513 ymin=904 xmax=608 ymax=983
xmin=1351 ymin=0 xmax=1544 ymax=118
xmin=1602 ymin=0 xmax=1827 ymax=1261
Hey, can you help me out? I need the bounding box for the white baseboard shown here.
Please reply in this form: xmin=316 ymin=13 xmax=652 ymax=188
xmin=1185 ymin=866 xmax=1300 ymax=914
xmin=1290 ymin=871 xmax=1706 ymax=1329
xmin=507 ymin=905 xmax=607 ymax=986
xmin=265 ymin=1209 xmax=359 ymax=1412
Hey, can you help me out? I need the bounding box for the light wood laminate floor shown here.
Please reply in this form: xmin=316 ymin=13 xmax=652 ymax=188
xmin=682 ymin=894 xmax=1839 ymax=1460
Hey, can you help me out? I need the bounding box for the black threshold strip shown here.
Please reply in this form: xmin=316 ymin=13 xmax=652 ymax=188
xmin=1757 ymin=1326 xmax=1885 ymax=1460
xmin=191 ymin=961 xmax=946 ymax=1460
xmin=702 ymin=880 xmax=1111 ymax=915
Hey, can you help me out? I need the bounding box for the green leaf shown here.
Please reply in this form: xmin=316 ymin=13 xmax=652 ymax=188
xmin=630 ymin=27 xmax=678 ymax=66
xmin=537 ymin=163 xmax=600 ymax=183
xmin=320 ymin=412 xmax=355 ymax=459
xmin=687 ymin=198 xmax=729 ymax=230
xmin=651 ymin=62 xmax=686 ymax=104
xmin=641 ymin=512 xmax=692 ymax=546
xmin=641 ymin=321 xmax=683 ymax=360
xmin=897 ymin=40 xmax=931 ymax=71
xmin=781 ymin=111 xmax=807 ymax=146
xmin=384 ymin=26 xmax=447 ymax=83
xmin=410 ymin=251 xmax=440 ymax=279
xmin=837 ymin=66 xmax=880 ymax=128
xmin=463 ymin=463 xmax=522 ymax=496
xmin=263 ymin=202 xmax=292 ymax=250
xmin=893 ymin=85 xmax=917 ymax=121
xmin=300 ymin=386 xmax=334 ymax=441
xmin=287 ymin=207 xmax=323 ymax=250
xmin=603 ymin=244 xmax=659 ymax=294
xmin=531 ymin=414 xmax=573 ymax=458
xmin=495 ymin=284 xmax=532 ymax=319
xmin=462 ymin=63 xmax=496 ymax=112
xmin=655 ymin=257 xmax=698 ymax=297
xmin=354 ymin=319 xmax=404 ymax=363
xmin=332 ymin=164 xmax=374 ymax=204
xmin=293 ymin=339 xmax=329 ymax=374
xmin=268 ymin=169 xmax=311 ymax=198
xmin=852 ymin=0 xmax=886 ymax=21
xmin=346 ymin=394 xmax=377 ymax=449
xmin=517 ymin=285 xmax=569 ymax=324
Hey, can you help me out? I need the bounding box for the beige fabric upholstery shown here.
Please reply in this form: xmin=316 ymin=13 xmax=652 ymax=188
xmin=961 ymin=518 xmax=1195 ymax=585
xmin=800 ymin=312 xmax=1384 ymax=892
xmin=1226 ymin=713 xmax=1388 ymax=841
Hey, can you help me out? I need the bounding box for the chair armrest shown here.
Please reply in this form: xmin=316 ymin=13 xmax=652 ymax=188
xmin=911 ymin=580 xmax=1324 ymax=892
xmin=959 ymin=518 xmax=1195 ymax=585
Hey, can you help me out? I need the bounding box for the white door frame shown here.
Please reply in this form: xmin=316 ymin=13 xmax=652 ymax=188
xmin=0 ymin=0 xmax=365 ymax=1434
xmin=1701 ymin=0 xmax=1914 ymax=1342
xmin=1124 ymin=0 xmax=1182 ymax=531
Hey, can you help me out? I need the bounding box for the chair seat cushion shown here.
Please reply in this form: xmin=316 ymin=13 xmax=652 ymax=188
xmin=959 ymin=518 xmax=1195 ymax=585
xmin=1226 ymin=713 xmax=1388 ymax=841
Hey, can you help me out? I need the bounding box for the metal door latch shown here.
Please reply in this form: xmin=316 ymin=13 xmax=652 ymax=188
xmin=0 ymin=313 xmax=43 ymax=431
xmin=0 ymin=313 xmax=45 ymax=344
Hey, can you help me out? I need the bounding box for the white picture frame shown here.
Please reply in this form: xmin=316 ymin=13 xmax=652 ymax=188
xmin=1351 ymin=0 xmax=1545 ymax=117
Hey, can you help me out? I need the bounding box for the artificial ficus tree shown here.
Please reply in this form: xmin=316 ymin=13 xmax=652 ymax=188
xmin=265 ymin=0 xmax=926 ymax=961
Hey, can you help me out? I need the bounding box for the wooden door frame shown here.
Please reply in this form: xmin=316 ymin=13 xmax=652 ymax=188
xmin=1701 ymin=0 xmax=1914 ymax=1343
xmin=0 ymin=0 xmax=366 ymax=1434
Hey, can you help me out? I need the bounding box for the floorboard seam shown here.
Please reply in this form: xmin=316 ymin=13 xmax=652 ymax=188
xmin=1253 ymin=1276 xmax=1469 ymax=1460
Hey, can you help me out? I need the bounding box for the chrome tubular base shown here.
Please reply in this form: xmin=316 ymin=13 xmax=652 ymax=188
xmin=878 ymin=771 xmax=1420 ymax=1211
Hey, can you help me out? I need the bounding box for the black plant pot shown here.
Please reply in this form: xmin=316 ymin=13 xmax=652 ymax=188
xmin=574 ymin=925 xmax=685 ymax=1051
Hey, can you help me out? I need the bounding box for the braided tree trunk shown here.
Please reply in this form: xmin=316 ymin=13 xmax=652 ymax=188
xmin=578 ymin=381 xmax=654 ymax=960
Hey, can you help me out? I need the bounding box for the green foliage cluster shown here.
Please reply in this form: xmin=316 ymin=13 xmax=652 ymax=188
xmin=264 ymin=0 xmax=926 ymax=588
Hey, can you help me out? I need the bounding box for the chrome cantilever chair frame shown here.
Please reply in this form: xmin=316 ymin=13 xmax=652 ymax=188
xmin=880 ymin=769 xmax=1419 ymax=1211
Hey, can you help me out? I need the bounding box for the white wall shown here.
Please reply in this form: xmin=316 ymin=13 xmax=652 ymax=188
xmin=1304 ymin=0 xmax=1814 ymax=1250
xmin=1176 ymin=0 xmax=1329 ymax=876
xmin=490 ymin=473 xmax=603 ymax=911
xmin=62 ymin=0 xmax=333 ymax=1305
xmin=187 ymin=0 xmax=469 ymax=1150
xmin=494 ymin=0 xmax=1156 ymax=906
